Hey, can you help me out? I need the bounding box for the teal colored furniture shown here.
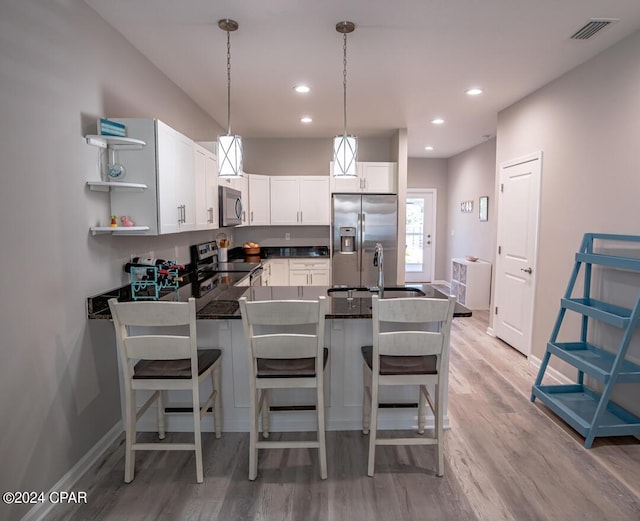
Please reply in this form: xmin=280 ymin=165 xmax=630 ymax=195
xmin=531 ymin=233 xmax=640 ymax=448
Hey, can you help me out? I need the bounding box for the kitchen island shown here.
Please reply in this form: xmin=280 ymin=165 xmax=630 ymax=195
xmin=88 ymin=280 xmax=470 ymax=433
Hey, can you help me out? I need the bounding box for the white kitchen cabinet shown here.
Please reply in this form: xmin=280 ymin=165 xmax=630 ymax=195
xmin=270 ymin=176 xmax=330 ymax=225
xmin=289 ymin=259 xmax=330 ymax=286
xmin=267 ymin=259 xmax=290 ymax=286
xmin=107 ymin=118 xmax=196 ymax=235
xmin=261 ymin=260 xmax=271 ymax=286
xmin=156 ymin=121 xmax=195 ymax=233
xmin=194 ymin=143 xmax=218 ymax=230
xmin=330 ymin=161 xmax=397 ymax=194
xmin=219 ymin=173 xmax=249 ymax=226
xmin=450 ymin=258 xmax=492 ymax=310
xmin=248 ymin=174 xmax=270 ymax=225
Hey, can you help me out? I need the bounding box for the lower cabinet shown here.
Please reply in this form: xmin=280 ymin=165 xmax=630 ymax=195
xmin=262 ymin=258 xmax=330 ymax=286
xmin=268 ymin=259 xmax=290 ymax=286
xmin=289 ymin=259 xmax=330 ymax=286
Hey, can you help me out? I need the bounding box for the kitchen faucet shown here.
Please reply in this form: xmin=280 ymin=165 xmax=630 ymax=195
xmin=373 ymin=242 xmax=384 ymax=298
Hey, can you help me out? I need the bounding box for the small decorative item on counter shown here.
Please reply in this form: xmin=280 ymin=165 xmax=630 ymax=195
xmin=126 ymin=258 xmax=183 ymax=301
xmin=120 ymin=215 xmax=135 ymax=227
xmin=110 ymin=215 xmax=118 ymax=228
xmin=465 ymin=255 xmax=479 ymax=262
xmin=243 ymin=241 xmax=261 ymax=255
xmin=218 ymin=237 xmax=230 ymax=262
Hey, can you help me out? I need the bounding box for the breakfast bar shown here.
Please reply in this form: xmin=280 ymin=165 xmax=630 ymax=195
xmin=88 ymin=278 xmax=470 ymax=434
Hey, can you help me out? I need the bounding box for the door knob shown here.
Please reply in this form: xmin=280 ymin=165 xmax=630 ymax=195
xmin=521 ymin=267 xmax=533 ymax=274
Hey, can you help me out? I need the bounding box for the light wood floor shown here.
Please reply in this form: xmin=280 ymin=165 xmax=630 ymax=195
xmin=49 ymin=311 xmax=640 ymax=521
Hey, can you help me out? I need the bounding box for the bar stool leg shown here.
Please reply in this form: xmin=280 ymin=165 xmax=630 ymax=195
xmin=362 ymin=363 xmax=371 ymax=435
xmin=213 ymin=364 xmax=222 ymax=439
xmin=418 ymin=385 xmax=426 ymax=435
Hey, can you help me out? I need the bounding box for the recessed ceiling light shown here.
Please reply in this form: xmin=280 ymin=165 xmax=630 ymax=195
xmin=300 ymin=116 xmax=313 ymax=124
xmin=466 ymin=87 xmax=483 ymax=96
xmin=425 ymin=146 xmax=434 ymax=151
xmin=294 ymin=84 xmax=311 ymax=94
xmin=431 ymin=118 xmax=445 ymax=125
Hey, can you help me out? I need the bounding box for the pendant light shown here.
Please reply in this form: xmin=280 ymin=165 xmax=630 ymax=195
xmin=217 ymin=19 xmax=243 ymax=178
xmin=333 ymin=21 xmax=357 ymax=177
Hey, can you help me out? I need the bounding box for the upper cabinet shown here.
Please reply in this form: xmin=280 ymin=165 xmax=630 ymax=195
xmin=194 ymin=143 xmax=219 ymax=230
xmin=270 ymin=176 xmax=330 ymax=225
xmin=248 ymin=173 xmax=271 ymax=226
xmin=101 ymin=118 xmax=197 ymax=235
xmin=156 ymin=121 xmax=195 ymax=233
xmin=329 ymin=161 xmax=397 ymax=194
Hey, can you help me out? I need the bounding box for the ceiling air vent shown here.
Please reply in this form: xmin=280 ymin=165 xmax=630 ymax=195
xmin=570 ymin=19 xmax=618 ymax=40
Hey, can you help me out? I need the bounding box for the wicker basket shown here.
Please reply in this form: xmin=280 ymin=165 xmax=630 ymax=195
xmin=244 ymin=247 xmax=261 ymax=255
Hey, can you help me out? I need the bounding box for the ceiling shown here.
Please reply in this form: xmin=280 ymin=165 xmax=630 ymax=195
xmin=85 ymin=0 xmax=640 ymax=158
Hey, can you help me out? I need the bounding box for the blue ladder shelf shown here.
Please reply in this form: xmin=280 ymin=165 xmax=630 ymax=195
xmin=531 ymin=233 xmax=640 ymax=448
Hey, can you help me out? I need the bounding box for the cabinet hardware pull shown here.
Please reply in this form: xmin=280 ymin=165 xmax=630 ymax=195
xmin=521 ymin=267 xmax=533 ymax=274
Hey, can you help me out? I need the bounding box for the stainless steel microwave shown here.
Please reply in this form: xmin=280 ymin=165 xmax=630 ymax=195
xmin=219 ymin=185 xmax=243 ymax=227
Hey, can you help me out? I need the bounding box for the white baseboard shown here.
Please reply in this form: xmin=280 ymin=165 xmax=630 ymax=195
xmin=528 ymin=354 xmax=573 ymax=384
xmin=22 ymin=421 xmax=123 ymax=521
xmin=433 ymin=279 xmax=449 ymax=287
xmin=486 ymin=327 xmax=495 ymax=337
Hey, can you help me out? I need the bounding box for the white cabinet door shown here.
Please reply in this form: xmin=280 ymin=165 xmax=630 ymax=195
xmin=299 ymin=176 xmax=330 ymax=225
xmin=268 ymin=259 xmax=289 ymax=285
xmin=289 ymin=269 xmax=309 ymax=286
xmin=248 ymin=174 xmax=270 ymax=225
xmin=194 ymin=144 xmax=218 ymax=230
xmin=270 ymin=177 xmax=300 ymax=225
xmin=360 ymin=162 xmax=397 ymax=193
xmin=309 ymin=269 xmax=330 ymax=286
xmin=270 ymin=176 xmax=330 ymax=225
xmin=156 ymin=121 xmax=195 ymax=234
xmin=261 ymin=260 xmax=271 ymax=286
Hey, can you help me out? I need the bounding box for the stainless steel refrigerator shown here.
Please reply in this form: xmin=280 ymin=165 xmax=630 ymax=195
xmin=331 ymin=194 xmax=398 ymax=287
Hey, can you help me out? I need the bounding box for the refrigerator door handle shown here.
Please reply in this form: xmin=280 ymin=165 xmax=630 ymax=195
xmin=359 ymin=212 xmax=365 ymax=272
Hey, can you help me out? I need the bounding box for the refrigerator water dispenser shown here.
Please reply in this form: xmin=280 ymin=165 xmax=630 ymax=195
xmin=339 ymin=227 xmax=356 ymax=253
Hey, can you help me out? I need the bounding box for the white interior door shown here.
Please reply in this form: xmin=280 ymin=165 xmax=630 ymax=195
xmin=405 ymin=189 xmax=436 ymax=282
xmin=494 ymin=152 xmax=542 ymax=357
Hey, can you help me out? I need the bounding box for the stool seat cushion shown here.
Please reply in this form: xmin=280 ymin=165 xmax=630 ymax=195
xmin=257 ymin=348 xmax=329 ymax=378
xmin=361 ymin=345 xmax=437 ymax=375
xmin=134 ymin=349 xmax=222 ymax=379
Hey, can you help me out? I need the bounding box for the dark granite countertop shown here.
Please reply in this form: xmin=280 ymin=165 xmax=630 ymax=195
xmin=228 ymin=245 xmax=329 ymax=261
xmin=88 ymin=279 xmax=471 ymax=321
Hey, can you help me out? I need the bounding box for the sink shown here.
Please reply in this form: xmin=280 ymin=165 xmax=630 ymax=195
xmin=327 ymin=286 xmax=426 ymax=299
xmin=379 ymin=287 xmax=426 ymax=298
xmin=326 ymin=287 xmax=371 ymax=298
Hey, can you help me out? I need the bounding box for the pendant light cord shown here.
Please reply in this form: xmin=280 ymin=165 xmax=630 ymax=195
xmin=343 ymin=32 xmax=348 ymax=138
xmin=226 ymin=29 xmax=232 ymax=136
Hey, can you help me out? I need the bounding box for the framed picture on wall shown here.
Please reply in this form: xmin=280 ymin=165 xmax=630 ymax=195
xmin=479 ymin=196 xmax=488 ymax=221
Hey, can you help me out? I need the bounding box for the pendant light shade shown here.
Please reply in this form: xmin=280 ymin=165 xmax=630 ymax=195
xmin=218 ymin=134 xmax=243 ymax=177
xmin=217 ymin=19 xmax=243 ymax=178
xmin=333 ymin=21 xmax=357 ymax=177
xmin=333 ymin=134 xmax=357 ymax=177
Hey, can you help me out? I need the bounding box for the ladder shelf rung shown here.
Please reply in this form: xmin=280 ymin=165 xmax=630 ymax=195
xmin=532 ymin=384 xmax=640 ymax=441
xmin=546 ymin=342 xmax=640 ymax=384
xmin=561 ymin=298 xmax=632 ymax=328
xmin=575 ymin=252 xmax=640 ymax=271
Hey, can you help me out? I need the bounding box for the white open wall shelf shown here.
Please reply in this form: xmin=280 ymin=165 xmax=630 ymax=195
xmin=85 ymin=133 xmax=150 ymax=235
xmin=85 ymin=135 xmax=146 ymax=149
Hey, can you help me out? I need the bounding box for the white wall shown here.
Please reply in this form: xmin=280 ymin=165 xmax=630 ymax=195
xmin=446 ymin=139 xmax=497 ymax=277
xmin=496 ymin=29 xmax=640 ymax=411
xmin=243 ymin=135 xmax=394 ymax=175
xmin=0 ymin=2 xmax=226 ymax=519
